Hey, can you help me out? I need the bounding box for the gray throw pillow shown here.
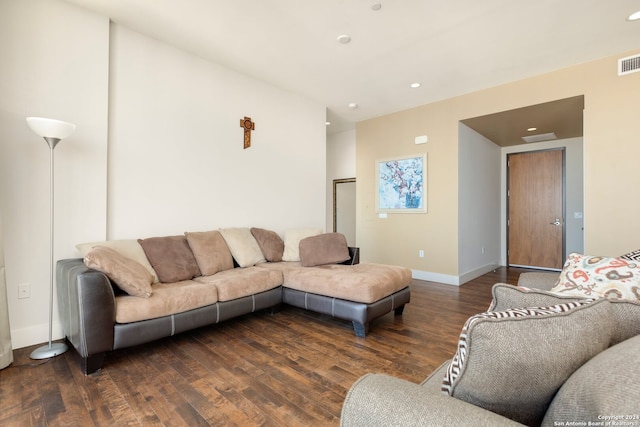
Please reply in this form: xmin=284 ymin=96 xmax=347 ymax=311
xmin=442 ymin=298 xmax=613 ymax=427
xmin=542 ymin=334 xmax=640 ymax=427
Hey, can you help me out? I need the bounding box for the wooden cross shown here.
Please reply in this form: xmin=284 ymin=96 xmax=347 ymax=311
xmin=239 ymin=116 xmax=255 ymax=149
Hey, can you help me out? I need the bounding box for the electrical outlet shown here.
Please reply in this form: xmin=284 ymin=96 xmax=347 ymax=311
xmin=418 ymin=250 xmax=424 ymax=258
xmin=481 ymin=246 xmax=485 ymax=254
xmin=18 ymin=283 xmax=30 ymax=299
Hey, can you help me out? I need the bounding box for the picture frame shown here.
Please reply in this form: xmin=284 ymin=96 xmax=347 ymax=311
xmin=376 ymin=154 xmax=427 ymax=213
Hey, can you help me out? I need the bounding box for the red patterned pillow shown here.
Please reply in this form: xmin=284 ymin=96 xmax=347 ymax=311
xmin=550 ymin=253 xmax=640 ymax=300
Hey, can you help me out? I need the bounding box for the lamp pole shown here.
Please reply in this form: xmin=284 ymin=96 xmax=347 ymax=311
xmin=26 ymin=117 xmax=76 ymax=360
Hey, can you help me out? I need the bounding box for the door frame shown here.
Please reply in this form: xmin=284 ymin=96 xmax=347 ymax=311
xmin=506 ymin=147 xmax=566 ymax=271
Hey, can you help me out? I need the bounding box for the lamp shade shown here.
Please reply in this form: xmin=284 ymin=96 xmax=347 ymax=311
xmin=26 ymin=117 xmax=76 ymax=140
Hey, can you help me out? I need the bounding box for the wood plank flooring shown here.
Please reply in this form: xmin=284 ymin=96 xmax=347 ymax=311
xmin=0 ymin=267 xmax=531 ymax=426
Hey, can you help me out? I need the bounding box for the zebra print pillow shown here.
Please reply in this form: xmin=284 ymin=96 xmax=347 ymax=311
xmin=441 ymin=298 xmax=612 ymax=426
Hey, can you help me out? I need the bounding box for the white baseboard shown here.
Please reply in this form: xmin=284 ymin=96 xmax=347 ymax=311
xmin=11 ymin=321 xmax=64 ymax=350
xmin=412 ymin=262 xmax=500 ymax=286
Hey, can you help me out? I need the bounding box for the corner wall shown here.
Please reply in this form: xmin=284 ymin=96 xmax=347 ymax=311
xmin=0 ymin=0 xmax=109 ymax=348
xmin=357 ymin=48 xmax=640 ymax=281
xmin=0 ymin=0 xmax=326 ymax=349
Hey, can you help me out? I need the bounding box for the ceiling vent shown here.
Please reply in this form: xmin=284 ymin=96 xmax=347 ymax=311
xmin=521 ymin=132 xmax=557 ymax=143
xmin=618 ymin=53 xmax=640 ymax=76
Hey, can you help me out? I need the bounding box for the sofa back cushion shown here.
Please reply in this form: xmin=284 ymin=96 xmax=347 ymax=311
xmin=491 ymin=283 xmax=640 ymax=345
xmin=77 ymin=239 xmax=158 ymax=282
xmin=442 ymin=298 xmax=613 ymax=427
xmin=218 ymin=227 xmax=266 ymax=267
xmin=299 ymin=233 xmax=350 ymax=267
xmin=281 ymin=228 xmax=322 ymax=262
xmin=185 ymin=230 xmax=234 ymax=275
xmin=84 ymin=245 xmax=153 ymax=298
xmin=138 ymin=236 xmax=201 ymax=283
xmin=250 ymin=228 xmax=284 ymax=262
xmin=542 ymin=334 xmax=640 ymax=427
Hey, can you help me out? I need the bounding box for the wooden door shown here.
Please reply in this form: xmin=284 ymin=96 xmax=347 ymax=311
xmin=508 ymin=149 xmax=564 ymax=270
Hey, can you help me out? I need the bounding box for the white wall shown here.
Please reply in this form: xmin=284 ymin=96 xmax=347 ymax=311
xmin=108 ymin=25 xmax=326 ymax=239
xmin=0 ymin=0 xmax=326 ymax=349
xmin=0 ymin=0 xmax=109 ymax=348
xmin=458 ymin=124 xmax=501 ymax=283
xmin=325 ymin=129 xmax=356 ymax=234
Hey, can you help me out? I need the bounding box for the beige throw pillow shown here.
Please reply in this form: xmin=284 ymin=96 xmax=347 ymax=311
xmin=76 ymin=239 xmax=158 ymax=282
xmin=218 ymin=228 xmax=265 ymax=267
xmin=84 ymin=245 xmax=153 ymax=298
xmin=282 ymin=228 xmax=323 ymax=262
xmin=185 ymin=230 xmax=234 ymax=275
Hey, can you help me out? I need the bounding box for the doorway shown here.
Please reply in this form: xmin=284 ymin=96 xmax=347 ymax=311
xmin=507 ymin=149 xmax=565 ymax=270
xmin=333 ymin=178 xmax=356 ymax=246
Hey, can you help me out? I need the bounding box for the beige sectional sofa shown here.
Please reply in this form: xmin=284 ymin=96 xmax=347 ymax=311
xmin=57 ymin=227 xmax=411 ymax=374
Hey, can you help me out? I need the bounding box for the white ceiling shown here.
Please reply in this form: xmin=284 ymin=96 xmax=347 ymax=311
xmin=64 ymin=0 xmax=640 ymax=134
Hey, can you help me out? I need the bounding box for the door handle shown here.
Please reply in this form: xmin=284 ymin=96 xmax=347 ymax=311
xmin=550 ymin=218 xmax=562 ymax=226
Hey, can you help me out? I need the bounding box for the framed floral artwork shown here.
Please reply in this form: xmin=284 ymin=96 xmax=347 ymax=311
xmin=376 ymin=154 xmax=426 ymax=213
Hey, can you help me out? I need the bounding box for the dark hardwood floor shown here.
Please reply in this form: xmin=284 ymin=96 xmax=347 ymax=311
xmin=0 ymin=267 xmax=531 ymax=426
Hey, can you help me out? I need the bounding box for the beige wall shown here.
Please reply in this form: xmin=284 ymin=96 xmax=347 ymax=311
xmin=357 ymin=48 xmax=640 ymax=280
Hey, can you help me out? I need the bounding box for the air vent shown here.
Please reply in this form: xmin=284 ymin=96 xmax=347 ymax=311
xmin=521 ymin=132 xmax=557 ymax=143
xmin=618 ymin=54 xmax=640 ymax=76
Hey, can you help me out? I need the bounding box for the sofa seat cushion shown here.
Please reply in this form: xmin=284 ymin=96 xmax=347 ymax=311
xmin=115 ymin=280 xmax=218 ymax=323
xmin=282 ymin=263 xmax=411 ymax=304
xmin=193 ymin=267 xmax=283 ymax=302
xmin=542 ymin=334 xmax=640 ymax=427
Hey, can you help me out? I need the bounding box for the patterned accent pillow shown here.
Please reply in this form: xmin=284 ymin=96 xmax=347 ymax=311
xmin=620 ymin=248 xmax=640 ymax=262
xmin=550 ymin=252 xmax=640 ymax=300
xmin=441 ymin=298 xmax=612 ymax=427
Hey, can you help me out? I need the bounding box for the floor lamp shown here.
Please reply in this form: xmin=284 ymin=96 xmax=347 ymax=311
xmin=26 ymin=117 xmax=76 ymax=360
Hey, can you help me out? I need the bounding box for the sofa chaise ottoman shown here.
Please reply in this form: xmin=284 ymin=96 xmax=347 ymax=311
xmin=56 ymin=228 xmax=412 ymax=374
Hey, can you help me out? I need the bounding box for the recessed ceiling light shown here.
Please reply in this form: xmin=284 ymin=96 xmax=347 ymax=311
xmin=410 ymin=82 xmax=421 ymax=88
xmin=371 ymin=3 xmax=382 ymax=11
xmin=348 ymin=103 xmax=359 ymax=109
xmin=337 ymin=35 xmax=351 ymax=44
xmin=527 ymin=127 xmax=537 ymax=132
xmin=326 ymin=121 xmax=331 ymax=126
xmin=628 ymin=10 xmax=640 ymax=21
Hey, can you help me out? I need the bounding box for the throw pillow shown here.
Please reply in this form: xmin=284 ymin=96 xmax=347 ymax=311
xmin=442 ymin=298 xmax=612 ymax=427
xmin=490 ymin=284 xmax=640 ymax=347
xmin=83 ymin=245 xmax=153 ymax=298
xmin=281 ymin=228 xmax=323 ymax=262
xmin=218 ymin=228 xmax=265 ymax=267
xmin=185 ymin=230 xmax=234 ymax=275
xmin=250 ymin=228 xmax=284 ymax=262
xmin=298 ymin=233 xmax=350 ymax=267
xmin=620 ymin=248 xmax=640 ymax=263
xmin=550 ymin=252 xmax=640 ymax=300
xmin=542 ymin=334 xmax=640 ymax=426
xmin=76 ymin=239 xmax=158 ymax=282
xmin=489 ymin=283 xmax=585 ymax=312
xmin=138 ymin=235 xmax=201 ymax=283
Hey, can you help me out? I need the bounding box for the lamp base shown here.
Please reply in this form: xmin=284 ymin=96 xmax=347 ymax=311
xmin=30 ymin=341 xmax=68 ymax=360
